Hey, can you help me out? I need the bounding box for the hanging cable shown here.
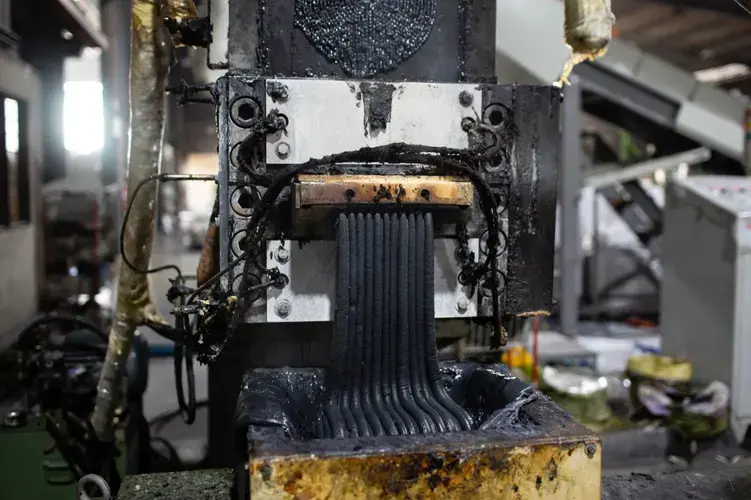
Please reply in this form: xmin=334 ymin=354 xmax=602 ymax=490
xmin=119 ymin=173 xmax=216 ymax=280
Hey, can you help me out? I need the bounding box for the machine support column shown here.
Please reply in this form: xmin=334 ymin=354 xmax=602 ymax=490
xmin=559 ymin=77 xmax=582 ymax=336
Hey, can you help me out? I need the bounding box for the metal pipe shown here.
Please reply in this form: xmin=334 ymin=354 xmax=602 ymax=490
xmin=91 ymin=0 xmax=198 ymax=443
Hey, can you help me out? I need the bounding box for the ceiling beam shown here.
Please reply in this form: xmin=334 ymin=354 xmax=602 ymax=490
xmin=635 ymin=40 xmax=751 ymax=72
xmin=633 ymin=0 xmax=751 ymax=18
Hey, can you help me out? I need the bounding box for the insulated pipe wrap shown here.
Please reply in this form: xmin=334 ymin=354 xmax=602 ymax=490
xmin=92 ymin=0 xmax=198 ymax=443
xmin=564 ymin=0 xmax=614 ymax=54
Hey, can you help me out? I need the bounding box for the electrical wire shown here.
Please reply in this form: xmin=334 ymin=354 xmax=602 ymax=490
xmin=734 ymin=0 xmax=751 ymax=16
xmin=184 ymin=260 xmax=278 ymax=306
xmin=120 ymin=173 xmax=215 ymax=424
xmin=119 ymin=173 xmax=216 ymax=280
xmin=148 ymin=400 xmax=210 ymax=436
xmin=173 ymin=315 xmax=196 ymax=424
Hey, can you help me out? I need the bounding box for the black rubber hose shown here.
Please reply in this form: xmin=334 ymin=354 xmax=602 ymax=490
xmin=354 ymin=213 xmax=380 ymax=436
xmin=348 ymin=213 xmax=371 ymax=437
xmin=360 ymin=214 xmax=381 ymax=435
xmin=415 ymin=213 xmax=459 ymax=432
xmin=383 ymin=214 xmax=414 ymax=434
xmin=173 ymin=316 xmax=196 ymax=425
xmin=397 ymin=214 xmax=436 ymax=434
xmin=406 ymin=213 xmax=446 ymax=432
xmin=337 ymin=215 xmax=358 ymax=437
xmin=324 ymin=214 xmax=350 ymax=439
xmin=362 ymin=214 xmax=391 ymax=435
xmin=423 ymin=213 xmax=474 ymax=430
xmin=371 ymin=214 xmax=398 ymax=435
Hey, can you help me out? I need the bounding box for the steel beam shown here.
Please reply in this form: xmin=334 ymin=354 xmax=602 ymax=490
xmin=559 ymin=77 xmax=582 ymax=337
xmin=583 ymin=147 xmax=711 ymax=189
xmin=630 ymin=0 xmax=751 ymax=18
xmin=575 ymin=63 xmax=680 ymax=130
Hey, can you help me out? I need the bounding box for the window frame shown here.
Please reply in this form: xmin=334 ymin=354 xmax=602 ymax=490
xmin=1 ymin=92 xmax=30 ymax=227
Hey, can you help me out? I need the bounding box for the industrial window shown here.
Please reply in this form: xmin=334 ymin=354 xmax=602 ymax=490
xmin=0 ymin=94 xmax=30 ymax=227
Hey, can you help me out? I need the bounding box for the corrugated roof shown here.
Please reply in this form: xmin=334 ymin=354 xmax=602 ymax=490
xmin=614 ymin=0 xmax=751 ymax=78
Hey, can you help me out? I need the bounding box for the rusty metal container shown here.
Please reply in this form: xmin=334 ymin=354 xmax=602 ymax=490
xmin=237 ymin=363 xmax=601 ymax=499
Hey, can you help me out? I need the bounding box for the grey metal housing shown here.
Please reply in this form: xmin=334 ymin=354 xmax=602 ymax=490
xmin=661 ymin=175 xmax=751 ymax=443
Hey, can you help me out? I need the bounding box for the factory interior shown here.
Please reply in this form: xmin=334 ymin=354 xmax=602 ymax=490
xmin=3 ymin=0 xmax=751 ymax=498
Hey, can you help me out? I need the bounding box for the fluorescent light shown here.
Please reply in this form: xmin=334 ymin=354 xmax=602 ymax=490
xmin=694 ymin=63 xmax=751 ymax=83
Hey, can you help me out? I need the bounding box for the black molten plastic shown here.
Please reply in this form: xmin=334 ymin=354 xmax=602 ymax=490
xmin=295 ymin=0 xmax=437 ymax=78
xmin=235 ymin=362 xmax=541 ymax=455
xmin=317 ymin=212 xmax=473 ymax=438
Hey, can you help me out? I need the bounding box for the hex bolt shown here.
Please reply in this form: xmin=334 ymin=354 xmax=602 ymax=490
xmin=276 ymin=142 xmax=291 ymax=159
xmin=267 ymin=82 xmax=290 ymax=103
xmin=461 ymin=117 xmax=475 ymax=132
xmin=275 ymin=245 xmax=290 ymax=264
xmin=275 ymin=299 xmax=291 ymax=318
xmin=459 ymin=91 xmax=473 ymax=107
xmin=456 ymin=297 xmax=470 ymax=313
xmin=585 ymin=443 xmax=597 ymax=458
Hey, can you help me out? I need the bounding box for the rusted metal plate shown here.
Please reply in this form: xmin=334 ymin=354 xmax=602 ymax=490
xmin=295 ymin=175 xmax=473 ymax=207
xmin=249 ymin=433 xmax=601 ymax=499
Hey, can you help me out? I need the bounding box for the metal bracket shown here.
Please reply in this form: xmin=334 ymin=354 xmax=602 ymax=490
xmin=163 ymin=16 xmax=213 ymax=48
xmin=166 ymin=80 xmax=215 ymax=106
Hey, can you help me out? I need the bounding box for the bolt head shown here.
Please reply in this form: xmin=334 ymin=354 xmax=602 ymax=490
xmin=275 ymin=299 xmax=292 ymax=318
xmin=585 ymin=443 xmax=597 ymax=458
xmin=456 ymin=297 xmax=470 ymax=313
xmin=276 ymin=246 xmax=290 ymax=263
xmin=461 ymin=117 xmax=475 ymax=132
xmin=276 ymin=142 xmax=291 ymax=159
xmin=459 ymin=91 xmax=473 ymax=107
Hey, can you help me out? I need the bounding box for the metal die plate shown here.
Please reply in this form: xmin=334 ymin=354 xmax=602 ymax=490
xmin=265 ymin=79 xmax=481 ymax=165
xmin=265 ymin=238 xmax=480 ymax=323
xmin=295 ymin=175 xmax=473 ymax=207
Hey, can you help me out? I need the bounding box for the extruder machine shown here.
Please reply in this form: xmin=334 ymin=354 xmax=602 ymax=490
xmin=88 ymin=0 xmax=613 ymax=498
xmin=194 ymin=0 xmax=605 ymax=497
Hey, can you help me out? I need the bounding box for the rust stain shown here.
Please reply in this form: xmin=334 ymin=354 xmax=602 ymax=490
xmin=249 ymin=440 xmax=601 ymax=499
xmin=517 ymin=310 xmax=552 ymax=318
xmin=197 ymin=222 xmax=219 ymax=287
xmin=295 ymin=175 xmax=473 ymax=207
